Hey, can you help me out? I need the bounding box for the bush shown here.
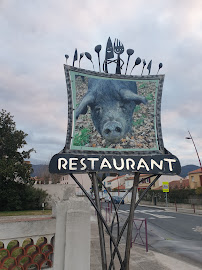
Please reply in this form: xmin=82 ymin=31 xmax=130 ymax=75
xmin=139 ymin=188 xmax=197 ymax=204
xmin=0 ymin=181 xmax=48 ymax=211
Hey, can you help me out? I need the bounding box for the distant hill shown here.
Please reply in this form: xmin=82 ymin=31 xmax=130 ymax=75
xmin=179 ymin=165 xmax=199 ymax=178
xmin=31 ymin=164 xmax=48 ymax=177
xmin=31 ymin=164 xmax=200 ymax=178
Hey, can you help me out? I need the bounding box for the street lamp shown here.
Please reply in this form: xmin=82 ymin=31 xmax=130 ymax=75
xmin=186 ymin=130 xmax=202 ymax=171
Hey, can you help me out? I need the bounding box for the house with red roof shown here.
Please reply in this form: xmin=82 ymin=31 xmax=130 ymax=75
xmin=188 ymin=168 xmax=202 ymax=189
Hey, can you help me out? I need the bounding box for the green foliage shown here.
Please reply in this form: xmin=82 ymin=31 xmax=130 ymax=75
xmin=134 ymin=105 xmax=140 ymax=113
xmin=146 ymin=93 xmax=153 ymax=101
xmin=138 ymin=83 xmax=146 ymax=89
xmin=0 ymin=109 xmax=48 ymax=211
xmin=195 ymin=187 xmax=202 ymax=195
xmin=0 ymin=109 xmax=35 ymax=184
xmin=73 ymin=128 xmax=90 ymax=146
xmin=0 ymin=180 xmax=48 ymax=211
xmin=139 ymin=189 xmax=197 ymax=204
xmin=133 ymin=118 xmax=144 ymax=127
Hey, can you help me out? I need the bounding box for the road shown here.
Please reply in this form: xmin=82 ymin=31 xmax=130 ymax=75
xmin=102 ymin=203 xmax=202 ymax=268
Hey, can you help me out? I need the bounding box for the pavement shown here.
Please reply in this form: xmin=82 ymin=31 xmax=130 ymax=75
xmin=90 ymin=209 xmax=202 ymax=270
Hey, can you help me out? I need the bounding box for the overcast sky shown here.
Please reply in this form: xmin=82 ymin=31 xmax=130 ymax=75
xmin=1 ymin=0 xmax=202 ymax=167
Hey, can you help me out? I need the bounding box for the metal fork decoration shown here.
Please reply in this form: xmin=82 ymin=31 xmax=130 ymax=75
xmin=114 ymin=38 xmax=124 ymax=74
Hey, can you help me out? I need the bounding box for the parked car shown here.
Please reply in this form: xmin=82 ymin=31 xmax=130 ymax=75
xmin=112 ymin=196 xmax=124 ymax=204
xmin=104 ymin=196 xmax=111 ymax=203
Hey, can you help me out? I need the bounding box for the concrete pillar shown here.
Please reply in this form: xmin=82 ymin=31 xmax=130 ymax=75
xmin=53 ymin=201 xmax=68 ymax=270
xmin=53 ymin=185 xmax=76 ymax=270
xmin=53 ymin=186 xmax=91 ymax=270
xmin=64 ymin=197 xmax=91 ymax=270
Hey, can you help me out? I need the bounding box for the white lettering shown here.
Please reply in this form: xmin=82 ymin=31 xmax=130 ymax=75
xmin=151 ymin=159 xmax=163 ymax=170
xmin=87 ymin=158 xmax=99 ymax=170
xmin=100 ymin=158 xmax=112 ymax=170
xmin=58 ymin=158 xmax=68 ymax=170
xmin=164 ymin=158 xmax=176 ymax=171
xmin=113 ymin=158 xmax=124 ymax=170
xmin=69 ymin=158 xmax=78 ymax=170
xmin=126 ymin=158 xmax=136 ymax=170
xmin=80 ymin=158 xmax=87 ymax=170
xmin=137 ymin=158 xmax=150 ymax=171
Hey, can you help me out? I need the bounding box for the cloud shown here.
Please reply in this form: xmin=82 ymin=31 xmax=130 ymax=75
xmin=0 ymin=0 xmax=202 ymax=166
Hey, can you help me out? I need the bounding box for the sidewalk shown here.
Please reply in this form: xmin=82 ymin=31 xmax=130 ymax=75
xmin=90 ymin=212 xmax=201 ymax=270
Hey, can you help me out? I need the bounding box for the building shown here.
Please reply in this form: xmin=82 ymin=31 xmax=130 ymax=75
xmin=188 ymin=168 xmax=202 ymax=189
xmin=154 ymin=178 xmax=189 ymax=190
xmin=104 ymin=175 xmax=126 ymax=191
xmin=60 ymin=174 xmax=92 ymax=194
xmin=151 ymin=175 xmax=182 ymax=189
xmin=125 ymin=174 xmax=156 ymax=190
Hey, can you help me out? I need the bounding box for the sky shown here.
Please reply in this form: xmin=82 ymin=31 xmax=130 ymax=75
xmin=0 ymin=0 xmax=202 ymax=167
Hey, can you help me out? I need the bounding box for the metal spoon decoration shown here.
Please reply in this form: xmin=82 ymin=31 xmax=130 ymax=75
xmin=94 ymin=45 xmax=102 ymax=72
xmin=73 ymin=49 xmax=78 ymax=67
xmin=157 ymin=63 xmax=163 ymax=74
xmin=79 ymin=53 xmax=84 ymax=68
xmin=141 ymin=59 xmax=146 ymax=76
xmin=65 ymin=54 xmax=69 ymax=64
xmin=125 ymin=49 xmax=134 ymax=75
xmin=85 ymin=52 xmax=94 ymax=70
xmin=147 ymin=60 xmax=152 ymax=75
xmin=130 ymin=57 xmax=141 ymax=75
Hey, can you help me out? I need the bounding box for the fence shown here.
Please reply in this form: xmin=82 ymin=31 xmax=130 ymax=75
xmin=131 ymin=218 xmax=148 ymax=252
xmin=0 ymin=186 xmax=91 ymax=270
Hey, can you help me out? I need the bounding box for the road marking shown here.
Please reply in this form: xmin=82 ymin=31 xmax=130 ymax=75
xmin=192 ymin=226 xmax=202 ymax=234
xmin=116 ymin=209 xmax=176 ymax=219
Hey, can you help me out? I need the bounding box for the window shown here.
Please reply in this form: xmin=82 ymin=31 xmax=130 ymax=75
xmin=146 ymin=178 xmax=151 ymax=183
xmin=191 ymin=176 xmax=194 ymax=182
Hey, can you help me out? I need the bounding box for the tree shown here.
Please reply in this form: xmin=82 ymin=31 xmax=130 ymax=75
xmin=0 ymin=109 xmax=35 ymax=183
xmin=0 ymin=109 xmax=48 ymax=210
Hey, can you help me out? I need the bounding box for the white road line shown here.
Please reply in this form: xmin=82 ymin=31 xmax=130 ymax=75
xmin=117 ymin=209 xmax=176 ymax=219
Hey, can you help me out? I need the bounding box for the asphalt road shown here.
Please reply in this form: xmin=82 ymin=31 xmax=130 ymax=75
xmin=102 ymin=203 xmax=202 ymax=268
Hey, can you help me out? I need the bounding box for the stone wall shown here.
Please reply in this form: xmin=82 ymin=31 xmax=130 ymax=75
xmin=0 ymin=186 xmax=91 ymax=270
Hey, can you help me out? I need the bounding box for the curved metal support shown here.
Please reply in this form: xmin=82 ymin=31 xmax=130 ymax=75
xmin=95 ymin=176 xmax=120 ymax=270
xmin=69 ymin=173 xmax=124 ymax=268
xmin=109 ymin=174 xmax=161 ymax=270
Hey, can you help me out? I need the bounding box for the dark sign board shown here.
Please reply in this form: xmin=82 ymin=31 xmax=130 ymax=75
xmin=49 ymin=153 xmax=181 ymax=175
xmin=49 ymin=65 xmax=181 ymax=175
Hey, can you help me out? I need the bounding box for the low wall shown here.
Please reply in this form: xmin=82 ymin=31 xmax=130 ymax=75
xmin=0 ymin=186 xmax=91 ymax=270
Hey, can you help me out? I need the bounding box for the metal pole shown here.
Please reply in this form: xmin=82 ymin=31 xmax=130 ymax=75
xmin=91 ymin=172 xmax=107 ymax=270
xmin=145 ymin=219 xmax=148 ymax=252
xmin=187 ymin=130 xmax=202 ymax=171
xmin=123 ymin=172 xmax=140 ymax=270
xmin=165 ymin=192 xmax=168 ymax=207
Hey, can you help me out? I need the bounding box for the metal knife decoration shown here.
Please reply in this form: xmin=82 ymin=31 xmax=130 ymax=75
xmin=65 ymin=37 xmax=163 ymax=75
xmin=103 ymin=37 xmax=114 ymax=73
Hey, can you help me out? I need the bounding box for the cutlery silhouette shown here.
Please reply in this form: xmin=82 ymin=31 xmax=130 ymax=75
xmin=85 ymin=52 xmax=94 ymax=70
xmin=65 ymin=54 xmax=69 ymax=64
xmin=79 ymin=53 xmax=84 ymax=68
xmin=130 ymin=57 xmax=141 ymax=75
xmin=141 ymin=59 xmax=146 ymax=76
xmin=147 ymin=60 xmax=152 ymax=75
xmin=125 ymin=49 xmax=134 ymax=75
xmin=95 ymin=45 xmax=102 ymax=72
xmin=114 ymin=38 xmax=124 ymax=74
xmin=157 ymin=63 xmax=163 ymax=74
xmin=104 ymin=37 xmax=114 ymax=73
xmin=73 ymin=49 xmax=78 ymax=67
